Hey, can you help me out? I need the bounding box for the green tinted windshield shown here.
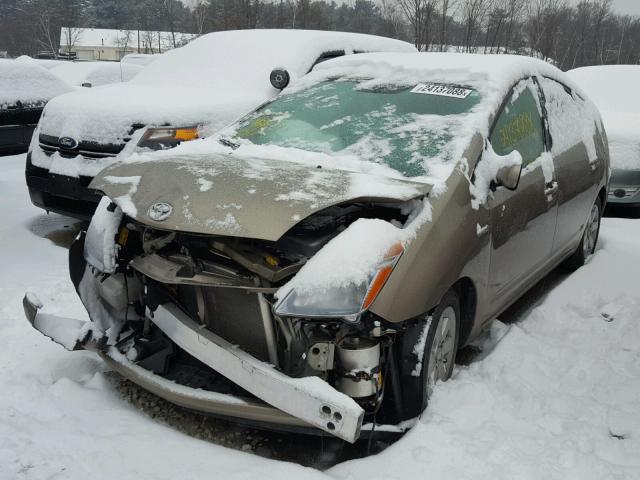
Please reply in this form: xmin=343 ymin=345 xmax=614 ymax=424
xmin=232 ymin=80 xmax=481 ymax=177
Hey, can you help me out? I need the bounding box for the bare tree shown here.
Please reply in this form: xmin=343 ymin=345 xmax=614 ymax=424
xmin=192 ymin=1 xmax=208 ymax=34
xmin=397 ymin=0 xmax=439 ymax=50
xmin=438 ymin=0 xmax=458 ymax=51
xmin=61 ymin=26 xmax=84 ymax=56
xmin=381 ymin=0 xmax=406 ymax=38
xmin=115 ymin=29 xmax=134 ymax=59
xmin=460 ymin=0 xmax=488 ymax=52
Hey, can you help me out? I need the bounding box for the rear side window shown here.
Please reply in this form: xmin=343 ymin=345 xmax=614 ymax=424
xmin=490 ymin=80 xmax=545 ymax=166
xmin=540 ymin=77 xmax=600 ymax=162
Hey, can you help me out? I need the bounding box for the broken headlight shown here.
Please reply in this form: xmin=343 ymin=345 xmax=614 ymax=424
xmin=274 ymin=243 xmax=404 ymax=321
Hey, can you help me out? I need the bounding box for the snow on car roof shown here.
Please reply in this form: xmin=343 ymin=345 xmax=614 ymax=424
xmin=567 ymin=65 xmax=640 ymax=113
xmin=307 ymin=52 xmax=570 ymax=104
xmin=0 ymin=59 xmax=73 ymax=107
xmin=132 ymin=29 xmax=416 ymax=89
xmin=567 ymin=65 xmax=640 ymax=169
xmin=50 ymin=61 xmax=143 ymax=87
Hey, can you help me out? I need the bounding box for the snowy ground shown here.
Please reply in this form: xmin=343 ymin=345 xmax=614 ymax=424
xmin=1 ymin=153 xmax=639 ymax=479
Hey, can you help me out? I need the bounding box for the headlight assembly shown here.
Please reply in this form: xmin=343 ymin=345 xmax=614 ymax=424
xmin=274 ymin=243 xmax=404 ymax=321
xmin=137 ymin=126 xmax=200 ymax=151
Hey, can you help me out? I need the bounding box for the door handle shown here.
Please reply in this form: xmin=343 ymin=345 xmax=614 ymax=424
xmin=544 ymin=181 xmax=559 ymax=197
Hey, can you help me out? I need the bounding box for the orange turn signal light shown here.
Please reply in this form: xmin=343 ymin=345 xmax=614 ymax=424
xmin=361 ymin=242 xmax=404 ymax=311
xmin=174 ymin=128 xmax=199 ymax=141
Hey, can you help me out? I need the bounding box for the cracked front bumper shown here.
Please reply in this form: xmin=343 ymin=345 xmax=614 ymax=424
xmin=23 ymin=293 xmax=364 ymax=442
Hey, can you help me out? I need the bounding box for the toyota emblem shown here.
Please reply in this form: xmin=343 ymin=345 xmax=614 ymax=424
xmin=148 ymin=202 xmax=173 ymax=222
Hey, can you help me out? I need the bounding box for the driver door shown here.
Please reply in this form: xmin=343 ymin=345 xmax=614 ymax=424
xmin=484 ymin=78 xmax=558 ymax=310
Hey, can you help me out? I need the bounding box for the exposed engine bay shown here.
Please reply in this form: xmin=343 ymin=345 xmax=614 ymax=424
xmin=56 ymin=198 xmax=426 ymax=441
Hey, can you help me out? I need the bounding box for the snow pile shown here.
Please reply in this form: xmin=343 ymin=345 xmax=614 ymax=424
xmin=14 ymin=55 xmax=67 ymax=70
xmin=282 ymin=218 xmax=404 ymax=294
xmin=0 ymin=59 xmax=73 ymax=108
xmin=37 ymin=30 xmax=415 ymax=146
xmin=50 ymin=61 xmax=143 ymax=87
xmin=567 ymin=65 xmax=640 ymax=170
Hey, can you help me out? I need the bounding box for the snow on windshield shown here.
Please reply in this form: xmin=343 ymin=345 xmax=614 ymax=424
xmin=0 ymin=60 xmax=72 ymax=108
xmin=230 ymin=79 xmax=482 ymax=179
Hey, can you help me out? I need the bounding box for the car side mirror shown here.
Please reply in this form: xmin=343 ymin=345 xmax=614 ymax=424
xmin=270 ymin=68 xmax=290 ymax=90
xmin=495 ymin=162 xmax=523 ymax=190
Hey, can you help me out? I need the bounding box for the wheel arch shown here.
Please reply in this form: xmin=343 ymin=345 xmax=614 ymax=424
xmin=598 ymin=186 xmax=606 ymax=210
xmin=451 ymin=277 xmax=477 ymax=347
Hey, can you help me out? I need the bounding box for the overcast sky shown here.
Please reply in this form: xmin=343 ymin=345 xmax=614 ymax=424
xmin=611 ymin=0 xmax=640 ymax=15
xmin=570 ymin=0 xmax=640 ymax=15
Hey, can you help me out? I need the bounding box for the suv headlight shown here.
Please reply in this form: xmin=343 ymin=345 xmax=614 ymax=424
xmin=137 ymin=126 xmax=200 ymax=151
xmin=274 ymin=243 xmax=404 ymax=321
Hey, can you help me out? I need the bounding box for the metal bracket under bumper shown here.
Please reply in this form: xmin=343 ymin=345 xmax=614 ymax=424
xmin=148 ymin=303 xmax=364 ymax=442
xmin=22 ymin=293 xmax=364 ymax=442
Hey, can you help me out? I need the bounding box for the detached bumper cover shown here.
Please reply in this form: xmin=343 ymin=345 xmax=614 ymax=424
xmin=23 ymin=294 xmax=364 ymax=442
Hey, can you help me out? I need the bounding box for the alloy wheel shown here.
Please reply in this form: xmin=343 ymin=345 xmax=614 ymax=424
xmin=426 ymin=306 xmax=457 ymax=399
xmin=583 ymin=203 xmax=600 ymax=258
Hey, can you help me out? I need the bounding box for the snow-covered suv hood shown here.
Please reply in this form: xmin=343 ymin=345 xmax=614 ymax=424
xmin=38 ymin=83 xmax=265 ymax=145
xmin=90 ymin=153 xmax=429 ymax=241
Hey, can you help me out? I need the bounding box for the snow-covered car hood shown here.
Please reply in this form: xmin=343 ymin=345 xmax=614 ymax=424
xmin=90 ymin=153 xmax=429 ymax=241
xmin=38 ymin=83 xmax=265 ymax=144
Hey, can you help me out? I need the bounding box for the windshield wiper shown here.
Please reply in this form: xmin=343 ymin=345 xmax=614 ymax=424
xmin=218 ymin=137 xmax=239 ymax=150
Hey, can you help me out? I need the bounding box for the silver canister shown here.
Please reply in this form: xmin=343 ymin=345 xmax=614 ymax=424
xmin=336 ymin=337 xmax=380 ymax=398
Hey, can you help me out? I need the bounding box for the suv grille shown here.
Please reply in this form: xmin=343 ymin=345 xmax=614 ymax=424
xmin=38 ymin=124 xmax=145 ymax=159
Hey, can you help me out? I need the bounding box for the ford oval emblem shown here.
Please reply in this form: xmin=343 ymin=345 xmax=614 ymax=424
xmin=148 ymin=202 xmax=173 ymax=222
xmin=59 ymin=136 xmax=78 ymax=149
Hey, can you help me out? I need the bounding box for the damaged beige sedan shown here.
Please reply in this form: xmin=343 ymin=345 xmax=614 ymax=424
xmin=24 ymin=53 xmax=609 ymax=443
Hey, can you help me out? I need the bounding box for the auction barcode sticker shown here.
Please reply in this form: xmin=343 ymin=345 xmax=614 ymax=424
xmin=411 ymin=83 xmax=473 ymax=99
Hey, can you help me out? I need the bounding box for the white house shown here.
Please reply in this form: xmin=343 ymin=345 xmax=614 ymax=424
xmin=59 ymin=27 xmax=197 ymax=61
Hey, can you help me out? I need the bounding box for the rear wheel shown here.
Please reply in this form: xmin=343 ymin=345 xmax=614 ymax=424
xmin=564 ymin=197 xmax=602 ymax=270
xmin=419 ymin=289 xmax=460 ymax=411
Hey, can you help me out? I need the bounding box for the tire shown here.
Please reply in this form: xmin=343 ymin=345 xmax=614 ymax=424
xmin=419 ymin=289 xmax=461 ymax=412
xmin=563 ymin=197 xmax=602 ymax=271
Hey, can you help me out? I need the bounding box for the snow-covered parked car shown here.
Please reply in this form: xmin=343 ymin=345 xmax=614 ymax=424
xmin=25 ymin=29 xmax=415 ymax=219
xmin=50 ymin=61 xmax=144 ymax=88
xmin=568 ymin=65 xmax=640 ymax=210
xmin=24 ymin=53 xmax=608 ymax=443
xmin=0 ymin=60 xmax=73 ymax=155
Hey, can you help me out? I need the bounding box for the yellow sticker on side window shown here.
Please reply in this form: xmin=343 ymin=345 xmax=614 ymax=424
xmin=497 ymin=111 xmax=536 ymax=148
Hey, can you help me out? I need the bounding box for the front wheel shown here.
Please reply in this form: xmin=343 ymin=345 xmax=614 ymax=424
xmin=563 ymin=197 xmax=602 ymax=270
xmin=419 ymin=289 xmax=460 ymax=412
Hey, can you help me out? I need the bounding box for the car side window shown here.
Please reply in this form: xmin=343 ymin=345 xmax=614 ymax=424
xmin=490 ymin=80 xmax=546 ymax=166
